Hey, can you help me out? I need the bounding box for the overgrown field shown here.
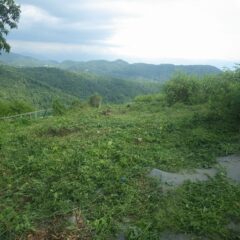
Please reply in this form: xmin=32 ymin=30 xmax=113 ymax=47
xmin=0 ymin=69 xmax=240 ymax=239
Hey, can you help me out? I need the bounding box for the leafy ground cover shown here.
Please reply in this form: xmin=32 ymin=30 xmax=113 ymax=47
xmin=0 ymin=99 xmax=240 ymax=239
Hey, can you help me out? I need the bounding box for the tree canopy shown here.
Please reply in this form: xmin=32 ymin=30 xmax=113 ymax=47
xmin=0 ymin=0 xmax=20 ymax=52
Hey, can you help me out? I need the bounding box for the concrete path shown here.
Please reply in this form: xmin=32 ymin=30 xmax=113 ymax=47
xmin=149 ymin=155 xmax=240 ymax=190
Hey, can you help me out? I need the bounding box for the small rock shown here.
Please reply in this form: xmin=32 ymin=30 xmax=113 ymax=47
xmin=117 ymin=232 xmax=126 ymax=240
xmin=68 ymin=215 xmax=78 ymax=225
xmin=227 ymin=221 xmax=240 ymax=232
xmin=149 ymin=168 xmax=217 ymax=190
xmin=217 ymin=155 xmax=240 ymax=183
xmin=120 ymin=176 xmax=127 ymax=183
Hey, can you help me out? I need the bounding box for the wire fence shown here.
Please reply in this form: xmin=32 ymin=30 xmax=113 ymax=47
xmin=0 ymin=109 xmax=53 ymax=121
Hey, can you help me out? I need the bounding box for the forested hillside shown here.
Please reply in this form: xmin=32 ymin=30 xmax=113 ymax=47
xmin=0 ymin=65 xmax=161 ymax=115
xmin=0 ymin=65 xmax=77 ymax=113
xmin=21 ymin=67 xmax=161 ymax=103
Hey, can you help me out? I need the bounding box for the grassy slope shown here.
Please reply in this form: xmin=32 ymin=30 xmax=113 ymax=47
xmin=0 ymin=100 xmax=239 ymax=239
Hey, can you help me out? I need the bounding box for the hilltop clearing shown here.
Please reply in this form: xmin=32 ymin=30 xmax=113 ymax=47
xmin=0 ymin=69 xmax=240 ymax=239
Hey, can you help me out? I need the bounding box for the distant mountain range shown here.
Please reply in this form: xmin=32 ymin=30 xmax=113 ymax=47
xmin=0 ymin=52 xmax=221 ymax=82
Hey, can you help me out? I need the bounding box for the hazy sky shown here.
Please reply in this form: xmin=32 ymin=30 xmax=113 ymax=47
xmin=8 ymin=0 xmax=240 ymax=65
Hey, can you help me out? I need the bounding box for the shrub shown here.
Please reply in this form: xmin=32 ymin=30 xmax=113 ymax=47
xmin=89 ymin=94 xmax=102 ymax=108
xmin=209 ymin=81 xmax=240 ymax=121
xmin=161 ymin=68 xmax=240 ymax=123
xmin=0 ymin=100 xmax=34 ymax=117
xmin=164 ymin=74 xmax=200 ymax=105
xmin=0 ymin=100 xmax=11 ymax=116
xmin=52 ymin=99 xmax=65 ymax=115
xmin=9 ymin=100 xmax=34 ymax=114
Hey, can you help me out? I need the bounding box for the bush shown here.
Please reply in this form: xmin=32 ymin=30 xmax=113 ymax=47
xmin=164 ymin=74 xmax=200 ymax=105
xmin=0 ymin=100 xmax=11 ymax=116
xmin=89 ymin=94 xmax=102 ymax=108
xmin=52 ymin=99 xmax=65 ymax=115
xmin=209 ymin=79 xmax=240 ymax=121
xmin=163 ymin=68 xmax=240 ymax=122
xmin=0 ymin=100 xmax=34 ymax=117
xmin=9 ymin=100 xmax=34 ymax=114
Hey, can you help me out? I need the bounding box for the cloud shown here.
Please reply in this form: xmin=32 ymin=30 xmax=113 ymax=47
xmin=8 ymin=0 xmax=240 ymax=62
xmin=9 ymin=2 xmax=116 ymax=45
xmin=20 ymin=4 xmax=60 ymax=27
xmin=8 ymin=40 xmax=115 ymax=61
xmin=105 ymin=0 xmax=240 ymax=61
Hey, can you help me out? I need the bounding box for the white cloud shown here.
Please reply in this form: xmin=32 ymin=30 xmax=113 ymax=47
xmin=9 ymin=40 xmax=111 ymax=56
xmin=11 ymin=0 xmax=240 ymax=62
xmin=18 ymin=3 xmax=113 ymax=34
xmin=20 ymin=4 xmax=61 ymax=28
xmin=103 ymin=0 xmax=240 ymax=61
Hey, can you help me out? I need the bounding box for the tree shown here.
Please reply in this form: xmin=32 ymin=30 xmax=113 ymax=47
xmin=0 ymin=0 xmax=20 ymax=52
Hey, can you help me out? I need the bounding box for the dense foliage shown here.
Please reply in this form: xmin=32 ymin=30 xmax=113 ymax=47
xmin=163 ymin=68 xmax=240 ymax=122
xmin=0 ymin=99 xmax=33 ymax=117
xmin=0 ymin=0 xmax=20 ymax=52
xmin=0 ymin=65 xmax=77 ymax=111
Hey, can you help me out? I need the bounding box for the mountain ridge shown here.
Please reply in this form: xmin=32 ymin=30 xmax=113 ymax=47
xmin=0 ymin=52 xmax=221 ymax=82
